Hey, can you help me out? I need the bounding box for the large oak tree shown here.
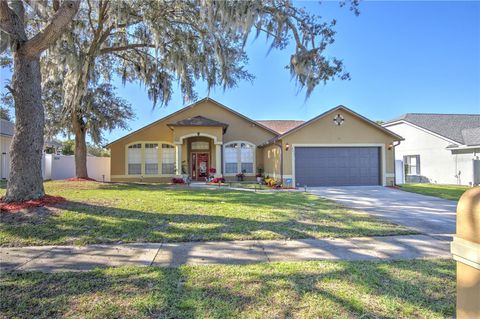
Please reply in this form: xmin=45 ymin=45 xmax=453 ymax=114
xmin=43 ymin=81 xmax=134 ymax=164
xmin=0 ymin=0 xmax=80 ymax=201
xmin=42 ymin=0 xmax=357 ymax=179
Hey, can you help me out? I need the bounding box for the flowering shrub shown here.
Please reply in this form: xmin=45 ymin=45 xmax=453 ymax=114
xmin=264 ymin=178 xmax=281 ymax=188
xmin=211 ymin=177 xmax=225 ymax=183
xmin=172 ymin=177 xmax=185 ymax=184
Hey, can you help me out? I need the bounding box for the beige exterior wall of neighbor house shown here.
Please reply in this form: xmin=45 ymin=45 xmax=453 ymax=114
xmin=109 ymin=99 xmax=276 ymax=182
xmin=278 ymin=108 xmax=398 ymax=186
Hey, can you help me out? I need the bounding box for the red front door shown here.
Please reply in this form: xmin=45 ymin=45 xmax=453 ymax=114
xmin=192 ymin=153 xmax=209 ymax=180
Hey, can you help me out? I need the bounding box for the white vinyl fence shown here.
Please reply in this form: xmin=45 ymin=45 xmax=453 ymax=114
xmin=42 ymin=154 xmax=110 ymax=181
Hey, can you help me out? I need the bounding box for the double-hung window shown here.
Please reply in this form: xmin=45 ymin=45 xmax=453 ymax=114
xmin=224 ymin=143 xmax=238 ymax=174
xmin=240 ymin=143 xmax=254 ymax=173
xmin=127 ymin=144 xmax=142 ymax=175
xmin=404 ymin=155 xmax=420 ymax=175
xmin=162 ymin=144 xmax=175 ymax=174
xmin=223 ymin=142 xmax=255 ymax=174
xmin=145 ymin=143 xmax=158 ymax=175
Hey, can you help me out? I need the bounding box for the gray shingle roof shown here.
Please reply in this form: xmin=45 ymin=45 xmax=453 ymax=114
xmin=0 ymin=119 xmax=14 ymax=136
xmin=385 ymin=113 xmax=480 ymax=145
xmin=461 ymin=127 xmax=480 ymax=146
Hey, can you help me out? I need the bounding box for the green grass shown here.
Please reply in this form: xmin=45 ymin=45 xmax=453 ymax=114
xmin=0 ymin=181 xmax=414 ymax=246
xmin=399 ymin=183 xmax=471 ymax=201
xmin=0 ymin=259 xmax=455 ymax=319
xmin=227 ymin=182 xmax=271 ymax=190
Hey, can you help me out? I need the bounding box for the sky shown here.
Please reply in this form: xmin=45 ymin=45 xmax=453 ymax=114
xmin=1 ymin=1 xmax=479 ymax=144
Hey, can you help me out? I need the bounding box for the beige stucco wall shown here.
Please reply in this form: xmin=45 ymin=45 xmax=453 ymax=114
xmin=272 ymin=109 xmax=398 ymax=186
xmin=262 ymin=143 xmax=281 ymax=179
xmin=173 ymin=126 xmax=223 ymax=144
xmin=109 ymin=100 xmax=276 ymax=181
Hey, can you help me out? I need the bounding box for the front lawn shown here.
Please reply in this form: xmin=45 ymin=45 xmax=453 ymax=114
xmin=228 ymin=182 xmax=271 ymax=190
xmin=399 ymin=183 xmax=470 ymax=201
xmin=0 ymin=259 xmax=455 ymax=319
xmin=0 ymin=181 xmax=413 ymax=246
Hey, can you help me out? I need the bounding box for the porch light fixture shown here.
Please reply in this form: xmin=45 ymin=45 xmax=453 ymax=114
xmin=285 ymin=143 xmax=290 ymax=151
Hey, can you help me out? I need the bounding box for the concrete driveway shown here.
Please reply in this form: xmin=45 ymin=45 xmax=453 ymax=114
xmin=307 ymin=186 xmax=457 ymax=236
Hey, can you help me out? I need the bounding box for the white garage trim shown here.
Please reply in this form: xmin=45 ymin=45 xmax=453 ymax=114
xmin=291 ymin=144 xmax=386 ymax=186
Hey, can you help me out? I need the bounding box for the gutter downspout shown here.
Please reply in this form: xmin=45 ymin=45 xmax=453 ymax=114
xmin=392 ymin=140 xmax=401 ymax=186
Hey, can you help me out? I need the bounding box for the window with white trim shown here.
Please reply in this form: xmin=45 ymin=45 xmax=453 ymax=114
xmin=128 ymin=143 xmax=142 ymax=175
xmin=224 ymin=143 xmax=238 ymax=174
xmin=162 ymin=144 xmax=175 ymax=174
xmin=191 ymin=141 xmax=209 ymax=150
xmin=404 ymin=155 xmax=420 ymax=175
xmin=223 ymin=142 xmax=255 ymax=174
xmin=145 ymin=143 xmax=158 ymax=175
xmin=240 ymin=143 xmax=254 ymax=173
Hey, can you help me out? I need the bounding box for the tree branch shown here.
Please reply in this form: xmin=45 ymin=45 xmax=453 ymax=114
xmin=21 ymin=0 xmax=80 ymax=57
xmin=100 ymin=43 xmax=157 ymax=54
xmin=24 ymin=0 xmax=47 ymax=20
xmin=0 ymin=0 xmax=27 ymax=41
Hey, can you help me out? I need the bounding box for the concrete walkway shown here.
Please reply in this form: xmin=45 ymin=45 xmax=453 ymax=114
xmin=307 ymin=186 xmax=457 ymax=237
xmin=1 ymin=234 xmax=451 ymax=273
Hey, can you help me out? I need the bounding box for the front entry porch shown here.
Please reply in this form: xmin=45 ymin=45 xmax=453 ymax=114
xmin=174 ymin=136 xmax=223 ymax=181
xmin=168 ymin=115 xmax=227 ymax=180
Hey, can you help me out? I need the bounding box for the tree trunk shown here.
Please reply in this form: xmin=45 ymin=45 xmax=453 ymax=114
xmin=73 ymin=114 xmax=88 ymax=179
xmin=3 ymin=53 xmax=45 ymax=202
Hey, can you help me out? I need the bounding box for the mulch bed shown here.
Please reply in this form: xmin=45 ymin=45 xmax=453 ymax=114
xmin=386 ymin=185 xmax=401 ymax=189
xmin=64 ymin=177 xmax=97 ymax=182
xmin=0 ymin=195 xmax=66 ymax=213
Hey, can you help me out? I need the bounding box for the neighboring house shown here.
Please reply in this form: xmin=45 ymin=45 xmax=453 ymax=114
xmin=107 ymin=98 xmax=402 ymax=187
xmin=0 ymin=120 xmax=109 ymax=181
xmin=0 ymin=119 xmax=14 ymax=180
xmin=383 ymin=113 xmax=480 ymax=186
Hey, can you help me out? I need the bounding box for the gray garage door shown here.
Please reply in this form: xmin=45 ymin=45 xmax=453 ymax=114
xmin=294 ymin=147 xmax=381 ymax=186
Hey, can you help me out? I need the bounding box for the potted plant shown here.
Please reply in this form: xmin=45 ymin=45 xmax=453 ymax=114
xmin=256 ymin=168 xmax=264 ymax=183
xmin=207 ymin=168 xmax=216 ymax=182
xmin=236 ymin=172 xmax=245 ymax=181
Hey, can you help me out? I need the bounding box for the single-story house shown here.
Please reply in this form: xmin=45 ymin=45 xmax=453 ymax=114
xmin=106 ymin=98 xmax=403 ymax=187
xmin=0 ymin=119 xmax=14 ymax=180
xmin=383 ymin=113 xmax=480 ymax=186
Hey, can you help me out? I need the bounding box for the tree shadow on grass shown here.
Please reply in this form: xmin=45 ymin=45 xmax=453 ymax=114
xmin=0 ymin=195 xmax=411 ymax=246
xmin=0 ymin=259 xmax=455 ymax=319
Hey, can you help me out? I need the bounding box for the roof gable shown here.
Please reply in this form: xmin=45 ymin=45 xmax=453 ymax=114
xmin=264 ymin=105 xmax=403 ymax=144
xmin=384 ymin=113 xmax=480 ymax=145
xmin=106 ymin=98 xmax=278 ymax=147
